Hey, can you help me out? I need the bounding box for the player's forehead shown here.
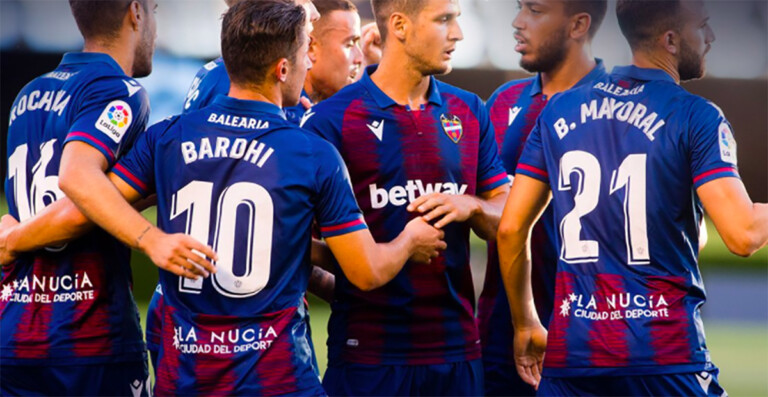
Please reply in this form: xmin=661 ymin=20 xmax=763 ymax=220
xmin=420 ymin=0 xmax=461 ymax=16
xmin=681 ymin=0 xmax=708 ymax=23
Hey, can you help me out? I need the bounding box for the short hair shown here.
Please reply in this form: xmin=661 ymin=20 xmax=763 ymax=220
xmin=370 ymin=0 xmax=426 ymax=41
xmin=68 ymin=0 xmax=148 ymax=40
xmin=564 ymin=0 xmax=607 ymax=39
xmin=221 ymin=0 xmax=307 ymax=87
xmin=314 ymin=0 xmax=357 ymax=16
xmin=617 ymin=0 xmax=682 ymax=50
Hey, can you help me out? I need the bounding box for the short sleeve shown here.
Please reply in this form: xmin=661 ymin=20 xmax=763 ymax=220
xmin=689 ymin=100 xmax=740 ymax=188
xmin=111 ymin=118 xmax=174 ymax=196
xmin=65 ymin=76 xmax=150 ymax=166
xmin=515 ymin=115 xmax=549 ymax=183
xmin=312 ymin=139 xmax=367 ymax=238
xmin=474 ymin=96 xmax=509 ymax=193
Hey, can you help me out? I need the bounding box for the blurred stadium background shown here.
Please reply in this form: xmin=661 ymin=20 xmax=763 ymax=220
xmin=1 ymin=0 xmax=766 ymax=394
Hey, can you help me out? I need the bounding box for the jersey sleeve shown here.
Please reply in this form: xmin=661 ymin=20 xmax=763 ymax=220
xmin=182 ymin=61 xmax=230 ymax=114
xmin=111 ymin=118 xmax=173 ymax=196
xmin=64 ymin=76 xmax=150 ymax=166
xmin=474 ymin=96 xmax=509 ymax=193
xmin=312 ymin=139 xmax=367 ymax=238
xmin=515 ymin=114 xmax=549 ymax=183
xmin=688 ymin=99 xmax=740 ymax=188
xmin=300 ymin=103 xmax=343 ymax=151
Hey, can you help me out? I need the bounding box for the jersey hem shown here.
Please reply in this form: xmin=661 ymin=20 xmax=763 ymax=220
xmin=542 ymin=362 xmax=716 ymax=377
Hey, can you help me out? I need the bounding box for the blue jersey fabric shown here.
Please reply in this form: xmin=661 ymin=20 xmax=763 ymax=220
xmin=479 ymin=61 xmax=607 ymax=370
xmin=303 ymin=66 xmax=508 ymax=366
xmin=517 ymin=65 xmax=738 ymax=377
xmin=113 ymin=95 xmax=365 ymax=395
xmin=2 ymin=52 xmax=150 ymax=365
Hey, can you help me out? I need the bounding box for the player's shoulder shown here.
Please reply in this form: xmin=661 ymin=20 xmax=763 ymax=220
xmin=304 ymin=81 xmax=366 ymax=126
xmin=435 ymin=79 xmax=486 ymax=112
xmin=488 ymin=76 xmax=537 ymax=104
xmin=145 ymin=114 xmax=183 ymax=140
xmin=195 ymin=58 xmax=227 ymax=79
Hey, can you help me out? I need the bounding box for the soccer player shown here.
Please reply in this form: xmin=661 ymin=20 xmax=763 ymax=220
xmin=40 ymin=1 xmax=446 ymax=394
xmin=480 ymin=1 xmax=606 ymax=395
xmin=302 ymin=0 xmax=510 ymax=394
xmin=497 ymin=0 xmax=768 ymax=394
xmin=0 ymin=0 xmax=164 ymax=395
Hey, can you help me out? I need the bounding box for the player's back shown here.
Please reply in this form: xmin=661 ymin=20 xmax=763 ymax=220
xmin=517 ymin=65 xmax=737 ymax=376
xmin=115 ymin=95 xmax=363 ymax=395
xmin=2 ymin=52 xmax=149 ymax=364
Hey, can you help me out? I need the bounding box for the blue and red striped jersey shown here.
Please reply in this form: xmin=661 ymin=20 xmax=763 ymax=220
xmin=113 ymin=95 xmax=365 ymax=394
xmin=302 ymin=66 xmax=508 ymax=365
xmin=479 ymin=61 xmax=607 ymax=365
xmin=517 ymin=65 xmax=736 ymax=376
xmin=1 ymin=52 xmax=150 ymax=365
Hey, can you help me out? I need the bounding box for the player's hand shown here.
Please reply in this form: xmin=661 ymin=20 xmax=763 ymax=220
xmin=407 ymin=193 xmax=479 ymax=229
xmin=138 ymin=227 xmax=218 ymax=280
xmin=361 ymin=22 xmax=382 ymax=68
xmin=513 ymin=325 xmax=548 ymax=390
xmin=0 ymin=215 xmax=20 ymax=266
xmin=403 ymin=217 xmax=446 ymax=263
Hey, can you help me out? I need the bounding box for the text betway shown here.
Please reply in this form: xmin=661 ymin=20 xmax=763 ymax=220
xmin=369 ymin=180 xmax=467 ymax=209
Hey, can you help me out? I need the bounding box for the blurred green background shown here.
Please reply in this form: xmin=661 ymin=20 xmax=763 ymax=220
xmin=2 ymin=201 xmax=767 ymax=395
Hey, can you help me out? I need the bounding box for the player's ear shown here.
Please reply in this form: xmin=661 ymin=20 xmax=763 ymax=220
xmin=275 ymin=58 xmax=290 ymax=83
xmin=660 ymin=30 xmax=679 ymax=55
xmin=127 ymin=0 xmax=142 ymax=32
xmin=390 ymin=12 xmax=409 ymax=42
xmin=569 ymin=12 xmax=591 ymax=41
xmin=307 ymin=34 xmax=319 ymax=64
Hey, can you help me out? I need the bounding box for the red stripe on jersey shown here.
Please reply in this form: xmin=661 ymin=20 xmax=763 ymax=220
xmin=192 ymin=315 xmax=239 ymax=396
xmin=444 ymin=94 xmax=480 ymax=197
xmin=251 ymin=309 xmax=300 ymax=395
xmin=113 ymin=163 xmax=148 ymax=192
xmin=320 ymin=219 xmax=364 ymax=234
xmin=479 ymin=173 xmax=508 ymax=188
xmin=67 ymin=132 xmax=115 ymax=162
xmin=544 ymin=272 xmax=576 ymax=368
xmin=156 ymin=306 xmax=182 ymax=395
xmin=692 ymin=167 xmax=737 ymax=184
xmin=648 ymin=276 xmax=692 ymax=365
xmin=488 ymin=80 xmax=533 ymax=150
xmin=71 ymin=252 xmax=114 ymax=357
xmin=588 ymin=274 xmax=630 ymax=367
xmin=517 ymin=163 xmax=548 ymax=178
xmin=11 ymin=256 xmax=56 ymax=359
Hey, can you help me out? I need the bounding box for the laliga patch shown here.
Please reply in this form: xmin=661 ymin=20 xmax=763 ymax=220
xmin=718 ymin=122 xmax=737 ymax=165
xmin=95 ymin=100 xmax=132 ymax=143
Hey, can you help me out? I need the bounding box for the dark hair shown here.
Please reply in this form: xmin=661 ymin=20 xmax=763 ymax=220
xmin=314 ymin=0 xmax=357 ymax=16
xmin=221 ymin=0 xmax=307 ymax=87
xmin=69 ymin=0 xmax=147 ymax=40
xmin=564 ymin=0 xmax=607 ymax=39
xmin=617 ymin=0 xmax=681 ymax=50
xmin=370 ymin=0 xmax=426 ymax=41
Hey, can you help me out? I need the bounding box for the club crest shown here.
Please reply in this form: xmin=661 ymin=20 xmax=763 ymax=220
xmin=440 ymin=114 xmax=463 ymax=143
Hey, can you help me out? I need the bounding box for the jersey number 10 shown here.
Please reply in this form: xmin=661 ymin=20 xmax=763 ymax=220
xmin=171 ymin=180 xmax=273 ymax=298
xmin=558 ymin=151 xmax=650 ymax=265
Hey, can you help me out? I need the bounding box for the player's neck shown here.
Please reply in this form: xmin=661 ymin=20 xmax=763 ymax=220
xmin=371 ymin=55 xmax=431 ymax=109
xmin=228 ymin=84 xmax=281 ymax=107
xmin=632 ymin=51 xmax=680 ymax=84
xmin=303 ymin=79 xmax=327 ymax=104
xmin=82 ymin=41 xmax=134 ymax=77
xmin=539 ymin=47 xmax=596 ymax=98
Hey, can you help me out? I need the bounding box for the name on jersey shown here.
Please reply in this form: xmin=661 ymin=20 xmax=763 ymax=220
xmin=8 ymin=89 xmax=71 ymax=127
xmin=44 ymin=71 xmax=77 ymax=81
xmin=370 ymin=180 xmax=468 ymax=209
xmin=1 ymin=272 xmax=95 ymax=304
xmin=208 ymin=112 xmax=270 ymax=130
xmin=557 ymin=292 xmax=670 ymax=322
xmin=593 ymin=81 xmax=645 ymax=97
xmin=554 ymin=97 xmax=665 ymax=142
xmin=173 ymin=324 xmax=278 ymax=354
xmin=181 ymin=137 xmax=274 ymax=167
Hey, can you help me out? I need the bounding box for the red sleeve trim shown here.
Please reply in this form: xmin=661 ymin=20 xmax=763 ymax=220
xmin=66 ymin=131 xmax=115 ymax=162
xmin=113 ymin=163 xmax=148 ymax=192
xmin=693 ymin=167 xmax=737 ymax=184
xmin=320 ymin=219 xmax=365 ymax=234
xmin=517 ymin=163 xmax=548 ymax=178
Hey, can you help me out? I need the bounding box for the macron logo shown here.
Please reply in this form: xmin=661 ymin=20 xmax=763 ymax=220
xmin=299 ymin=110 xmax=315 ymax=127
xmin=123 ymin=80 xmax=142 ymax=97
xmin=369 ymin=180 xmax=468 ymax=209
xmin=508 ymin=106 xmax=522 ymax=127
xmin=367 ymin=119 xmax=385 ymax=141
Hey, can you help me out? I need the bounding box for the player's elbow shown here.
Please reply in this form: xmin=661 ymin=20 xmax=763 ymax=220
xmin=347 ymin=274 xmax=381 ymax=291
xmin=497 ymin=220 xmax=525 ymax=244
xmin=723 ymin=231 xmax=763 ymax=257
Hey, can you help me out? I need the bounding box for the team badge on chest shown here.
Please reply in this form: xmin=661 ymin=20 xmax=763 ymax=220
xmin=440 ymin=114 xmax=463 ymax=143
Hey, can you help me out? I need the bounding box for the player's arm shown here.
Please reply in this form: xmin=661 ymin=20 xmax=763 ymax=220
xmin=307 ymin=265 xmax=335 ymax=303
xmin=407 ymin=183 xmax=509 ymax=240
xmin=324 ymin=217 xmax=445 ymax=291
xmin=697 ymin=178 xmax=768 ymax=256
xmin=58 ymin=141 xmax=217 ymax=279
xmin=496 ymin=174 xmax=551 ymax=389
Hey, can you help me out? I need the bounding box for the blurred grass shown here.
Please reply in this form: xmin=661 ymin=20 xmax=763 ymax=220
xmin=3 ymin=198 xmax=767 ymax=395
